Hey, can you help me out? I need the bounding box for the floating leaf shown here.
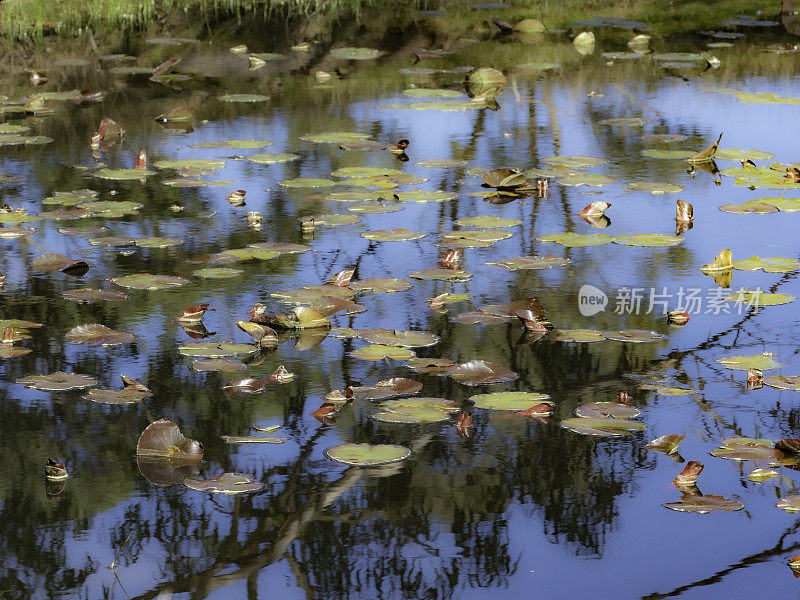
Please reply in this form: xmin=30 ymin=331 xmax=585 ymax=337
xmin=553 ymin=329 xmax=606 ymax=342
xmin=732 ymin=256 xmax=800 ymax=273
xmin=347 ymin=202 xmax=403 ymax=214
xmin=715 ymin=148 xmax=774 ymax=161
xmin=537 ymin=233 xmax=614 ymax=247
xmin=447 ymin=360 xmax=518 ymax=385
xmin=300 ymin=131 xmax=372 ymax=144
xmin=647 ymin=434 xmax=685 ymax=455
xmin=748 ymin=468 xmax=780 ymax=482
xmin=613 ymin=234 xmax=683 ymax=247
xmin=17 ymin=371 xmax=98 ymax=391
xmin=330 ymin=47 xmax=382 ymax=60
xmin=324 ymin=443 xmax=412 ymax=466
xmin=84 ymin=375 xmax=152 ymax=404
xmin=184 ymin=473 xmax=261 ymax=493
xmin=247 ymin=242 xmax=310 ymax=255
xmin=710 ymin=437 xmax=783 ymax=461
xmin=32 ymin=253 xmax=91 ymax=275
xmin=135 ymin=237 xmax=183 ymax=248
xmin=154 ymin=159 xmax=225 ymax=170
xmin=725 ymin=290 xmax=796 ymax=306
xmin=65 ymin=324 xmax=134 ymax=346
xmin=110 ymin=273 xmax=189 ymax=290
xmin=218 ymin=94 xmax=270 ymax=103
xmin=395 ymin=190 xmax=457 ymax=203
xmin=574 ymin=402 xmax=640 ymax=418
xmin=642 ymin=149 xmax=695 ymax=160
xmin=626 ymin=181 xmax=684 ymax=194
xmin=544 ymin=155 xmax=606 ymax=168
xmin=190 ymin=139 xmax=272 ymax=149
xmin=451 ymin=312 xmax=509 ymax=325
xmin=560 ymin=417 xmax=645 ymax=437
xmin=602 ymin=329 xmax=665 ymax=343
xmin=456 ymin=216 xmax=522 ymax=228
xmin=350 ymin=345 xmax=416 ymax=361
xmin=470 ymin=391 xmax=551 ymax=410
xmin=687 ymin=133 xmax=723 ymax=163
xmin=777 ymin=496 xmax=800 ymax=513
xmin=192 ymin=359 xmax=247 ymax=372
xmin=664 ymin=494 xmax=744 ymax=513
xmin=717 ymin=353 xmax=785 ymax=370
xmin=221 ymin=435 xmax=288 ymax=444
xmin=486 ymin=255 xmax=570 ymax=271
xmin=247 ymin=153 xmax=299 ymax=164
xmin=763 ymin=375 xmax=800 ymax=391
xmin=358 ymin=329 xmax=439 ymax=348
xmin=178 ymin=341 xmax=257 ymax=358
xmin=362 ymin=228 xmax=426 ymax=242
xmin=193 ymin=267 xmax=244 ymax=279
xmin=408 ymin=268 xmax=472 ymax=281
xmin=93 ymin=168 xmax=156 ymax=180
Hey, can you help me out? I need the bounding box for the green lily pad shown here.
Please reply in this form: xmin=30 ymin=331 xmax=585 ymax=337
xmin=716 ymin=353 xmax=785 ymax=370
xmin=574 ymin=402 xmax=640 ymax=419
xmin=408 ymin=268 xmax=472 ymax=281
xmin=560 ymin=417 xmax=646 ymax=437
xmin=641 ymin=149 xmax=696 ymax=159
xmin=543 ymin=155 xmax=607 ymax=168
xmin=416 ymin=159 xmax=468 ymax=168
xmin=300 ymin=131 xmax=372 ymax=144
xmin=485 ymin=255 xmax=570 ymax=270
xmin=349 ymin=278 xmax=412 ymax=293
xmin=0 ymin=124 xmax=30 ymax=134
xmin=442 ymin=229 xmax=511 ymax=243
xmin=725 ymin=290 xmax=796 ymax=306
xmin=748 ymin=469 xmax=779 ymax=482
xmin=247 ymin=153 xmax=299 ymax=164
xmin=557 ymin=173 xmax=616 ymax=187
xmin=299 ymin=214 xmax=360 ymax=227
xmin=361 ymin=228 xmax=426 ymax=242
xmin=350 ymin=345 xmax=416 ymax=361
xmin=93 ymin=169 xmax=156 ymax=180
xmin=714 ymin=149 xmax=775 ymax=161
xmin=377 ymin=101 xmax=481 ymax=112
xmin=134 ymin=237 xmax=183 ymax=248
xmin=553 ymin=329 xmax=606 ymax=342
xmin=357 ymin=329 xmax=439 ymax=347
xmin=154 ymin=159 xmax=226 ymax=170
xmin=653 ymin=52 xmax=705 ymax=61
xmin=189 ymin=139 xmax=272 ymax=149
xmin=664 ymin=495 xmax=744 ymax=513
xmin=331 ymin=166 xmax=403 ymax=179
xmin=193 ymin=267 xmax=244 ymax=278
xmin=0 ymin=212 xmax=41 ymax=223
xmin=110 ymin=273 xmax=189 ymax=290
xmin=184 ymin=473 xmax=262 ymax=494
xmin=732 ymin=256 xmax=800 ymax=273
xmin=218 ymin=94 xmax=271 ymax=102
xmin=395 ymin=190 xmax=457 ymax=203
xmin=281 ymin=177 xmax=337 ymax=188
xmin=247 ymin=242 xmax=310 ymax=254
xmin=537 ymin=233 xmax=614 ymax=247
xmin=346 ymin=202 xmax=403 ymax=213
xmin=163 ymin=178 xmax=234 ymax=188
xmin=402 ymin=88 xmax=463 ymax=98
xmin=219 ymin=248 xmax=280 ymax=261
xmin=17 ymin=371 xmax=98 ymax=391
xmin=324 ymin=443 xmax=412 ymax=466
xmin=371 ymin=407 xmax=452 ymax=424
xmin=0 ymin=135 xmax=53 ymax=146
xmin=470 ymin=391 xmax=551 ymax=410
xmin=613 ymin=234 xmax=683 ymax=247
xmin=43 ymin=189 xmax=98 ymax=205
xmin=456 ymin=216 xmax=522 ymax=228
xmin=330 ymin=47 xmax=382 ymax=60
xmin=626 ymin=181 xmax=684 ymax=194
xmin=642 ymin=133 xmax=688 ymax=144
xmin=451 ymin=312 xmax=508 ymax=325
xmin=517 ymin=62 xmax=561 ymax=71
xmin=192 ymin=359 xmax=247 ymax=372
xmin=178 ymin=341 xmax=257 ymax=358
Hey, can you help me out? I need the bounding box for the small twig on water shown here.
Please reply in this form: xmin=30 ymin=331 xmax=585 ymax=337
xmin=110 ymin=532 xmax=132 ymax=570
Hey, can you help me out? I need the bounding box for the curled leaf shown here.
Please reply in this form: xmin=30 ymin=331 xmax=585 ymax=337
xmin=136 ymin=418 xmax=203 ymax=461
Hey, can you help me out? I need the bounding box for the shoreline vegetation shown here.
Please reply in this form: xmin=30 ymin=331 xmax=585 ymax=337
xmin=0 ymin=0 xmax=780 ymax=44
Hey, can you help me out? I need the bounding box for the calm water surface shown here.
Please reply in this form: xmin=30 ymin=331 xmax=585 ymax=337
xmin=2 ymin=7 xmax=800 ymax=599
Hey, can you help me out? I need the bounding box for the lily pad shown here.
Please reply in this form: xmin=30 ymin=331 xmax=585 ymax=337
xmin=642 ymin=149 xmax=695 ymax=159
xmin=714 ymin=149 xmax=774 ymax=161
xmin=626 ymin=181 xmax=684 ymax=194
xmin=763 ymin=375 xmax=800 ymax=391
xmin=349 ymin=278 xmax=412 ymax=293
xmin=247 ymin=242 xmax=310 ymax=255
xmin=451 ymin=312 xmax=509 ymax=325
xmin=93 ymin=169 xmax=156 ymax=180
xmin=557 ymin=173 xmax=616 ymax=187
xmin=184 ymin=473 xmax=262 ymax=494
xmin=110 ymin=273 xmax=189 ymax=290
xmin=544 ymin=156 xmax=607 ymax=168
xmin=716 ymin=353 xmax=785 ymax=370
xmin=470 ymin=391 xmax=551 ymax=410
xmin=456 ymin=216 xmax=522 ymax=228
xmin=561 ymin=417 xmax=646 ymax=437
xmin=646 ymin=434 xmax=685 ymax=454
xmin=732 ymin=257 xmax=800 ymax=273
xmin=135 ymin=237 xmax=183 ymax=248
xmin=218 ymin=94 xmax=271 ymax=103
xmin=710 ymin=437 xmax=783 ymax=461
xmin=664 ymin=495 xmax=744 ymax=513
xmin=62 ymin=288 xmax=128 ymax=303
xmin=299 ymin=214 xmax=360 ymax=227
xmin=324 ymin=443 xmax=412 ymax=466
xmin=178 ymin=341 xmax=257 ymax=358
xmin=247 ymin=153 xmax=299 ymax=164
xmin=17 ymin=371 xmax=98 ymax=391
xmin=65 ymin=324 xmax=135 ymax=346
xmin=32 ymin=253 xmax=91 ymax=274
xmin=84 ymin=376 xmax=152 ymax=405
xmin=725 ymin=290 xmax=796 ymax=306
xmin=358 ymin=329 xmax=439 ymax=348
xmin=553 ymin=329 xmax=606 ymax=342
xmin=537 ymin=233 xmax=614 ymax=247
xmin=350 ymin=345 xmax=416 ymax=361
xmin=777 ymin=496 xmax=800 ymax=513
xmin=447 ymin=360 xmax=518 ymax=385
xmin=221 ymin=435 xmax=288 ymax=444
xmin=192 ymin=359 xmax=247 ymax=372
xmin=395 ymin=190 xmax=457 ymax=203
xmin=331 ymin=166 xmax=403 ymax=179
xmin=574 ymin=402 xmax=640 ymax=419
xmin=190 ymin=140 xmax=272 ymax=149
xmin=485 ymin=255 xmax=570 ymax=271
xmin=361 ymin=229 xmax=426 ymax=242
xmin=193 ymin=267 xmax=244 ymax=279
xmin=613 ymin=234 xmax=683 ymax=247
xmin=300 ymin=131 xmax=372 ymax=144
xmin=281 ymin=178 xmax=337 ymax=188
xmin=602 ymin=330 xmax=665 ymax=343
xmin=347 ymin=202 xmax=403 ymax=214
xmin=330 ymin=47 xmax=382 ymax=60
xmin=408 ymin=269 xmax=472 ymax=281
xmin=154 ymin=159 xmax=226 ymax=170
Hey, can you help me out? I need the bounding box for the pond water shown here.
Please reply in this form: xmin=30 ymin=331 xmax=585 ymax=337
xmin=3 ymin=4 xmax=800 ymax=599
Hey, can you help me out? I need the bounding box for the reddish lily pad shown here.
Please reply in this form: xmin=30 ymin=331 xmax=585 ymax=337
xmin=65 ymin=324 xmax=135 ymax=346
